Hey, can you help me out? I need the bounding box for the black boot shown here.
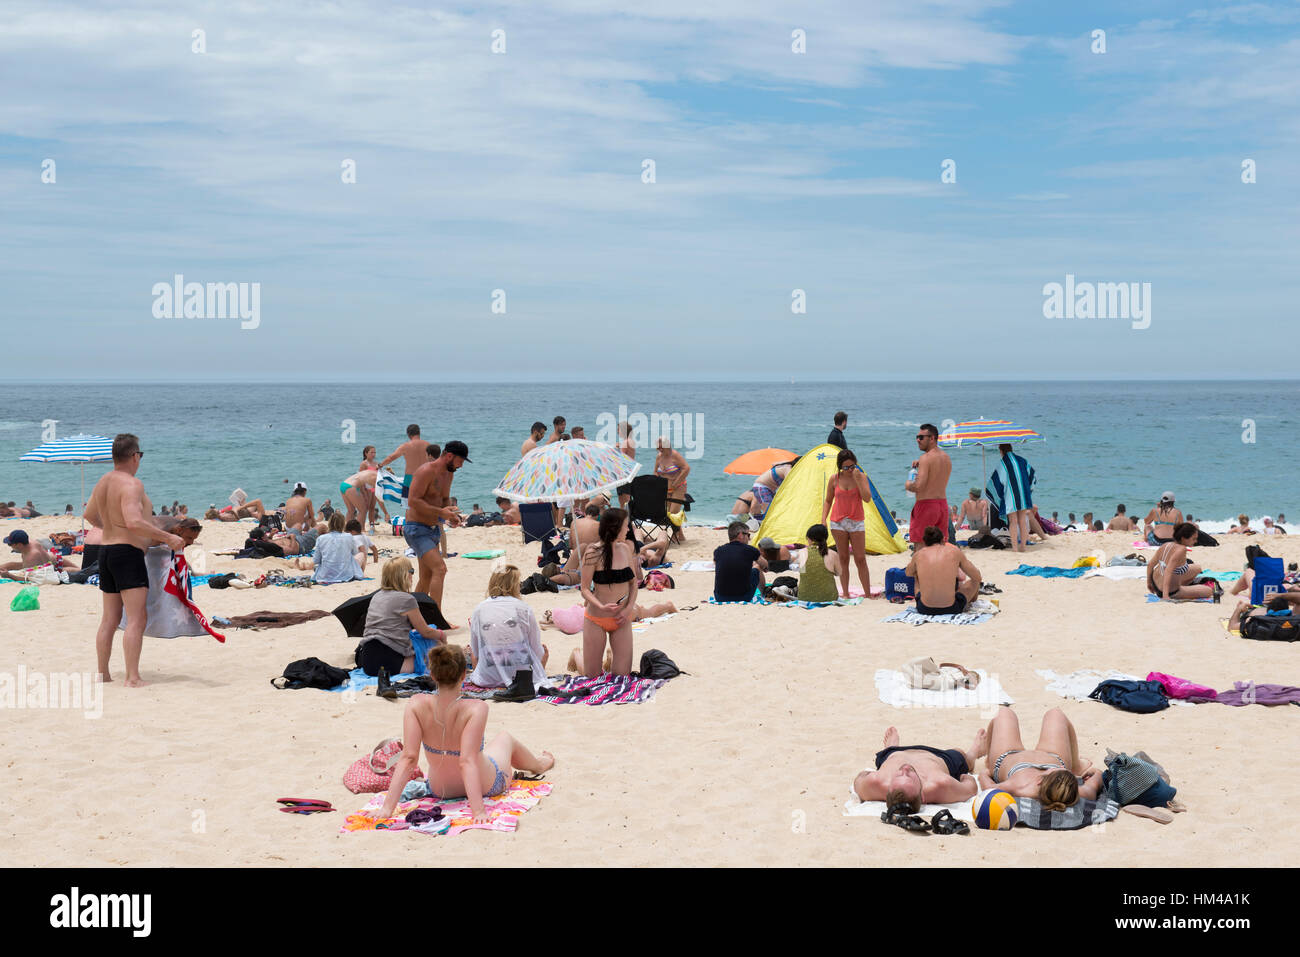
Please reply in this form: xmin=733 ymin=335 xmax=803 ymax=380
xmin=377 ymin=667 xmax=397 ymax=700
xmin=492 ymin=668 xmax=536 ymax=702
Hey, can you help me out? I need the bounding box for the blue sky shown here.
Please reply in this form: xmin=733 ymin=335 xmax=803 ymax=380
xmin=2 ymin=1 xmax=1297 ymax=380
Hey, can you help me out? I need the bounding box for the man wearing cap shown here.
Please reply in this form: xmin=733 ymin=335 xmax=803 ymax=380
xmin=84 ymin=433 xmax=186 ymax=687
xmin=2 ymin=529 xmax=70 ymax=573
xmin=957 ymin=488 xmax=990 ymax=534
xmin=405 ymin=441 xmax=469 ymax=606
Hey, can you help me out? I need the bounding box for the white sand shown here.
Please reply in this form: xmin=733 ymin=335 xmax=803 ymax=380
xmin=2 ymin=516 xmax=1297 ymax=866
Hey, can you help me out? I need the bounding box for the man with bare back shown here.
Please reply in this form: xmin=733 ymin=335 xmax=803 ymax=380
xmin=905 ymin=423 xmax=952 ymax=546
xmin=84 ymin=434 xmax=185 ymax=687
xmin=378 ymin=424 xmax=428 ymax=505
xmin=403 ymin=441 xmax=469 ymax=606
xmin=854 ymin=725 xmax=987 ymax=812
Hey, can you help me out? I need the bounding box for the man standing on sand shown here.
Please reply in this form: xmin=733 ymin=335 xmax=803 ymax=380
xmin=403 ymin=441 xmax=469 ymax=606
xmin=378 ymin=424 xmax=428 ymax=506
xmin=905 ymin=423 xmax=952 ymax=547
xmin=84 ymin=434 xmax=185 ymax=687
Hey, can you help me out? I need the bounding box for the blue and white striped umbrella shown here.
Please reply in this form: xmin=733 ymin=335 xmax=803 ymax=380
xmin=20 ymin=434 xmax=115 ymax=526
xmin=19 ymin=434 xmax=114 ymax=464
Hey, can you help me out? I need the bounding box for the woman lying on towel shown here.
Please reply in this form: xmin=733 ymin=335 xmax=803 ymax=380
xmin=978 ymin=706 xmax=1103 ymax=807
xmin=1145 ymin=523 xmax=1218 ymax=600
xmin=375 ymin=644 xmax=554 ymax=824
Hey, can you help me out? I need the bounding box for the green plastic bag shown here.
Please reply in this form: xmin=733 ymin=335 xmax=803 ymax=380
xmin=9 ymin=585 xmax=39 ymax=611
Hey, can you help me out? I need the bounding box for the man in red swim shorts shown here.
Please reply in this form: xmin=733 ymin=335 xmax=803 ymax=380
xmin=906 ymin=423 xmax=952 ymax=546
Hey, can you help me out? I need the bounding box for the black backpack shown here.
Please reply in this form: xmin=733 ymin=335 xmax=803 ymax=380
xmin=519 ymin=572 xmax=558 ymax=595
xmin=1241 ymin=614 xmax=1300 ymax=642
xmin=635 ymin=649 xmax=685 ymax=681
xmin=1088 ymin=679 xmax=1169 ymax=713
xmin=271 ymin=657 xmax=351 ymax=690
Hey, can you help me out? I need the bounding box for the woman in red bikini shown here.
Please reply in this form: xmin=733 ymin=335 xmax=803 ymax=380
xmin=578 ymin=509 xmax=639 ymax=678
xmin=820 ymin=448 xmax=880 ymax=599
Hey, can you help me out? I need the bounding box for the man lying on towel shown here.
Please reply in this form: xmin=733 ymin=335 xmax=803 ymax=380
xmin=853 ymin=725 xmax=987 ymax=812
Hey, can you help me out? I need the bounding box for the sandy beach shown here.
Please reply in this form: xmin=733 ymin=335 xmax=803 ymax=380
xmin=2 ymin=514 xmax=1297 ymax=867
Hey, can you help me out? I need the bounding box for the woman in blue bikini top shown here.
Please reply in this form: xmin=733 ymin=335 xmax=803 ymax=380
xmin=375 ymin=644 xmax=554 ymax=824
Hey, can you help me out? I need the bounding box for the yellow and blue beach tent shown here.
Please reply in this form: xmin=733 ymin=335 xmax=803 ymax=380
xmin=753 ymin=444 xmax=906 ymax=554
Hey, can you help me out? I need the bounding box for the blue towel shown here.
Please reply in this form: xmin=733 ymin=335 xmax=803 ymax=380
xmin=1006 ymin=564 xmax=1088 ymax=579
xmin=706 ymin=591 xmax=770 ymax=605
xmin=1145 ymin=593 xmax=1212 ymax=603
xmin=992 ymin=451 xmax=1035 ymax=516
xmin=325 ymin=666 xmax=421 ymax=693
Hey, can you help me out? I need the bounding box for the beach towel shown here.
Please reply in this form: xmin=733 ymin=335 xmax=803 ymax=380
xmin=1192 ymin=569 xmax=1241 ymax=582
xmin=843 ymin=793 xmax=974 ymax=822
xmin=1006 ymin=564 xmax=1088 ymax=579
xmin=880 ymin=599 xmax=997 ymax=626
xmin=1035 ymin=668 xmax=1193 ymax=707
xmin=1145 ymin=593 xmax=1212 ymax=603
xmin=222 ymin=609 xmax=332 ymax=629
xmin=377 ymin=468 xmax=406 ymax=509
xmin=775 ymin=597 xmax=865 ymax=609
xmin=536 ymin=672 xmax=666 ymax=705
xmin=874 ymin=668 xmax=1013 ymax=709
xmin=325 ymin=667 xmax=424 ymax=694
xmin=992 ymin=451 xmax=1035 ymax=518
xmin=1015 ymin=795 xmax=1120 ymax=830
xmin=705 ymin=592 xmax=770 ymax=605
xmin=1081 ymin=566 xmax=1147 ymax=581
xmin=342 ymin=778 xmax=552 ymax=835
xmin=679 ymin=560 xmax=715 ymax=572
xmin=1191 ymin=681 xmax=1300 ymax=706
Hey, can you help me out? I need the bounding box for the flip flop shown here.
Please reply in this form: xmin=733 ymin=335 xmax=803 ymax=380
xmin=277 ymin=798 xmax=332 ymax=808
xmin=513 ymin=770 xmax=546 ymax=781
xmin=930 ymin=809 xmax=969 ymax=835
xmin=1122 ymin=805 xmax=1174 ymax=824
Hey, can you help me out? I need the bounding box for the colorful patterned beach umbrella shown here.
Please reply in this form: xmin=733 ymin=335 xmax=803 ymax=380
xmin=19 ymin=434 xmax=115 ymax=528
xmin=493 ymin=439 xmax=641 ymax=504
xmin=937 ymin=420 xmax=1044 ymax=491
xmin=723 ymin=448 xmax=797 ymax=475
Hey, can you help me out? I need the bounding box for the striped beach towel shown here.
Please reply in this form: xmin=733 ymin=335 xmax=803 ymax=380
xmin=991 ymin=451 xmax=1035 ymax=516
xmin=377 ymin=468 xmax=406 ymax=508
xmin=536 ymin=673 xmax=666 ymax=705
xmin=1015 ymin=795 xmax=1120 ymax=830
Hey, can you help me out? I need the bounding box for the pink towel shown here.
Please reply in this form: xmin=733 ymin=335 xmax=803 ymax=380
xmin=1147 ymin=671 xmax=1216 ymax=700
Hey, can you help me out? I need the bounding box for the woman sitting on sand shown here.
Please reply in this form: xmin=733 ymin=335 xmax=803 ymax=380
xmin=375 ymin=644 xmax=554 ymax=824
xmin=467 ymin=564 xmax=548 ymax=690
xmin=797 ymin=524 xmax=840 ymax=603
xmin=293 ymin=512 xmax=364 ymax=583
xmin=979 ymin=706 xmax=1103 ymax=807
xmin=1146 ymin=523 xmax=1218 ymax=600
xmin=1142 ymin=492 xmax=1183 ymax=546
xmin=579 ymin=508 xmax=638 ymax=677
xmin=356 ymin=557 xmax=446 ymax=677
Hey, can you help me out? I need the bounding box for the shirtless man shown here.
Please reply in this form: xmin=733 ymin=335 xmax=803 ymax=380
xmin=521 ymin=422 xmax=546 ymax=458
xmin=403 ymin=441 xmax=469 ymax=605
xmin=905 ymin=423 xmax=952 ymax=546
xmin=1107 ymin=504 xmax=1135 ymax=532
xmin=548 ymin=503 xmax=602 ymax=585
xmin=547 ymin=415 xmax=566 ymax=445
xmin=957 ymin=488 xmax=989 ymax=532
xmin=495 ymin=496 xmax=521 ymax=525
xmin=378 ymin=424 xmax=429 ymax=505
xmin=905 ymin=525 xmax=981 ymax=616
xmin=84 ymin=434 xmax=185 ymax=687
xmin=853 ymin=725 xmax=988 ymax=811
xmin=1 ymin=529 xmax=72 ymax=572
xmin=283 ymin=483 xmax=315 ymax=531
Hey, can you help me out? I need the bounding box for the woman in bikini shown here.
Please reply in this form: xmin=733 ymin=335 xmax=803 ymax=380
xmin=578 ymin=508 xmax=638 ymax=677
xmin=358 ymin=445 xmax=390 ymax=525
xmin=820 ymin=448 xmax=878 ymax=599
xmin=979 ymin=706 xmax=1103 ymax=807
xmin=1142 ymin=492 xmax=1183 ymax=546
xmin=338 ymin=468 xmax=379 ymax=525
xmin=375 ymin=644 xmax=554 ymax=824
xmin=654 ymin=438 xmax=690 ymax=542
xmin=1146 ymin=522 xmax=1217 ymax=600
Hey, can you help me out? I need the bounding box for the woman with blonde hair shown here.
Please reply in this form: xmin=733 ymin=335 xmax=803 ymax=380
xmin=467 ymin=563 xmax=548 ymax=691
xmin=376 ymin=644 xmax=554 ymax=824
xmin=979 ymin=706 xmax=1103 ymax=809
xmin=355 ymin=557 xmax=447 ymax=677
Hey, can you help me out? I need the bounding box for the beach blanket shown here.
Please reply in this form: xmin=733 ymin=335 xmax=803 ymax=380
xmin=1145 ymin=593 xmax=1212 ymax=603
xmin=1015 ymin=795 xmax=1120 ymax=830
xmin=342 ymin=779 xmax=552 ymax=835
xmin=706 ymin=593 xmax=770 ymax=605
xmin=1006 ymin=564 xmax=1088 ymax=579
xmin=1036 ymin=668 xmax=1193 ymax=707
xmin=844 ymin=794 xmax=974 ymax=822
xmin=880 ymin=599 xmax=998 ymax=626
xmin=1082 ymin=566 xmax=1147 ymax=581
xmin=874 ymin=668 xmax=1013 ymax=709
xmin=775 ymin=597 xmax=865 ymax=609
xmin=1193 ymin=569 xmax=1242 ymax=582
xmin=222 ymin=609 xmax=332 ymax=629
xmin=679 ymin=560 xmax=715 ymax=572
xmin=326 ymin=667 xmax=422 ymax=694
xmin=1191 ymin=681 xmax=1300 ymax=706
xmin=536 ymin=673 xmax=666 ymax=705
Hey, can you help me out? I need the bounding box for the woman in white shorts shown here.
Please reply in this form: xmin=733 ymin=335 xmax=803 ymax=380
xmin=820 ymin=448 xmax=879 ymax=599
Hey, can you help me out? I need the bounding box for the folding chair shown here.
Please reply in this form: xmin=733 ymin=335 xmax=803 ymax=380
xmin=519 ymin=502 xmax=569 ymax=568
xmin=626 ymin=475 xmax=688 ymax=540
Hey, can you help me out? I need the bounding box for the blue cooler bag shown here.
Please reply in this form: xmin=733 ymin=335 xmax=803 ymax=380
xmin=884 ymin=567 xmax=915 ymax=599
xmin=1251 ymin=556 xmax=1284 ymax=605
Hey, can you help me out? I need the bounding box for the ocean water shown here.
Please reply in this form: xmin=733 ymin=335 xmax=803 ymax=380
xmin=1 ymin=380 xmax=1296 ymax=532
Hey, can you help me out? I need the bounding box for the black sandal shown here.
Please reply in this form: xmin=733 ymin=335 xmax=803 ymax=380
xmin=881 ymin=804 xmax=932 ymax=833
xmin=931 ymin=809 xmax=969 ymax=835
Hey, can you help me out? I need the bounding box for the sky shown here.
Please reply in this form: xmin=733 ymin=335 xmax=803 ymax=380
xmin=2 ymin=1 xmax=1298 ymax=381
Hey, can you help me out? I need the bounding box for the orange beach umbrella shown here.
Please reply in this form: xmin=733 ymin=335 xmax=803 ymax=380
xmin=724 ymin=448 xmax=797 ymax=475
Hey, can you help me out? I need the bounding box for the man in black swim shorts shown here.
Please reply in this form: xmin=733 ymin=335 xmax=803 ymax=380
xmin=853 ymin=725 xmax=987 ymax=811
xmin=84 ymin=433 xmax=185 ymax=687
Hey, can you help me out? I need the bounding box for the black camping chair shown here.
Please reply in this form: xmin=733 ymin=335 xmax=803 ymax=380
xmin=519 ymin=502 xmax=570 ymax=567
xmin=627 ymin=475 xmax=688 ymax=540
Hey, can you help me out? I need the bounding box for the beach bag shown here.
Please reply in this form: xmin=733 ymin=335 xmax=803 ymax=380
xmin=1250 ymin=557 xmax=1284 ymax=605
xmin=1146 ymin=671 xmax=1216 ymax=699
xmin=901 ymin=657 xmax=979 ymax=691
xmin=464 ymin=512 xmax=488 ymax=527
xmin=9 ymin=585 xmax=40 ymax=611
xmin=635 ymin=649 xmax=684 ymax=680
xmin=519 ymin=572 xmax=557 ymax=595
xmin=1088 ymin=679 xmax=1169 ymax=714
xmin=1240 ymin=614 xmax=1300 ymax=642
xmin=343 ymin=738 xmax=423 ymax=794
xmin=884 ymin=567 xmax=915 ymax=599
xmin=271 ymin=657 xmax=350 ymax=690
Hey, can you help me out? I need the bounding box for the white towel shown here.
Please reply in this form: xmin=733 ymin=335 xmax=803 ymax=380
xmin=679 ymin=560 xmax=715 ymax=572
xmin=1082 ymin=566 xmax=1147 ymax=581
xmin=1035 ymin=668 xmax=1193 ymax=707
xmin=881 ymin=598 xmax=999 ymax=626
xmin=874 ymin=668 xmax=1014 ymax=709
xmin=844 ymin=793 xmax=974 ymax=821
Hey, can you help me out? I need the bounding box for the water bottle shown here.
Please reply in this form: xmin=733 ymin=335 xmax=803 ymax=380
xmin=906 ymin=467 xmax=917 ymax=499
